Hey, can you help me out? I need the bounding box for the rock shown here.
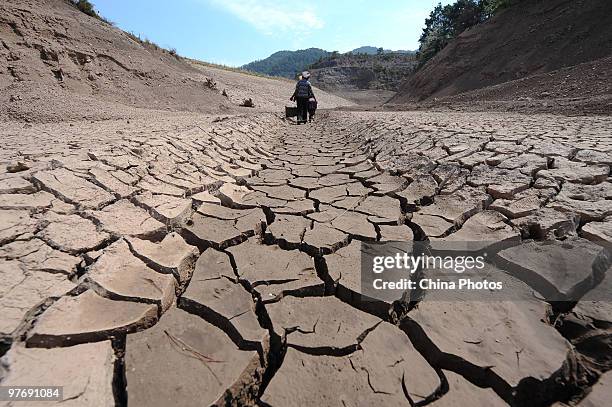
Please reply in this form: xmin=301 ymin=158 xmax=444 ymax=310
xmin=309 ymin=185 xmax=349 ymax=204
xmin=125 ymin=307 xmax=262 ymax=407
xmin=0 ymin=209 xmax=36 ymax=244
xmin=0 ymin=190 xmax=55 ymax=210
xmin=432 ymin=371 xmax=506 ymax=406
xmin=133 ymin=192 xmax=192 ymax=225
xmin=0 ymin=176 xmax=36 ymax=194
xmin=0 ymin=259 xmax=75 ymax=336
xmin=0 ymin=342 xmax=115 ymax=406
xmin=6 ymin=161 xmax=30 ymax=173
xmin=511 ymin=207 xmax=579 ymax=239
xmin=489 ymin=188 xmax=555 ymax=219
xmin=87 ymin=199 xmax=165 ymax=239
xmin=576 ymin=370 xmax=612 ymax=407
xmin=581 ymin=218 xmax=612 ymax=250
xmin=138 ymin=176 xmax=185 ymax=197
xmin=266 ymin=214 xmax=311 ymax=249
xmin=184 ymin=204 xmax=266 ymax=249
xmin=302 ymin=223 xmax=350 ymax=255
xmin=191 ymin=190 xmax=221 ymax=205
xmin=419 ymin=186 xmax=491 ymax=226
xmin=89 ymin=167 xmax=137 ymax=198
xmin=126 ymin=233 xmax=198 ymax=287
xmin=86 ymin=240 xmax=176 ymax=312
xmin=395 ymin=175 xmax=437 ymax=207
xmin=548 ymin=182 xmax=612 ymax=221
xmin=537 ymin=163 xmax=609 ymax=185
xmin=27 ymin=290 xmax=158 ymax=347
xmin=574 ymin=149 xmax=612 ymax=166
xmin=469 ymin=164 xmax=531 ymax=199
xmin=436 ymin=210 xmax=520 ymax=251
xmin=180 ymin=249 xmax=266 ymax=346
xmin=409 ymin=293 xmax=570 ymax=387
xmin=228 ymin=238 xmax=320 ymax=301
xmin=251 ymin=184 xmax=305 ymax=201
xmin=498 ymin=153 xmax=549 ymax=174
xmin=412 ymin=213 xmax=454 ymax=238
xmin=32 ymin=168 xmax=114 ymax=209
xmin=267 ymin=295 xmax=381 ymax=349
xmin=262 ymin=323 xmax=441 ymax=406
xmin=379 ymin=224 xmax=414 ymax=241
xmin=496 ymin=238 xmax=610 ymax=300
xmin=0 ymin=238 xmax=80 ymax=276
xmin=37 ymin=213 xmax=109 ymax=253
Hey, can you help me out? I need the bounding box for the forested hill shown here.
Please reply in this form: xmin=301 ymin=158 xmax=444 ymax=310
xmin=241 ymin=48 xmax=330 ymax=78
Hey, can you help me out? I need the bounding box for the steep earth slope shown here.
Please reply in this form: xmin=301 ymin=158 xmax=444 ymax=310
xmin=391 ymin=0 xmax=612 ymax=103
xmin=310 ymin=53 xmax=416 ymax=91
xmin=0 ymin=0 xmax=238 ymax=122
xmin=0 ymin=1 xmax=352 ymax=123
xmin=309 ymin=52 xmax=417 ymax=104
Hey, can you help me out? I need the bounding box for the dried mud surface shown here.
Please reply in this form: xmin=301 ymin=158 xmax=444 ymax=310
xmin=0 ymin=110 xmax=611 ymax=406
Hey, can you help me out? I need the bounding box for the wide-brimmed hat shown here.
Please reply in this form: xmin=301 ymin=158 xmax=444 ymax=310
xmin=302 ymin=71 xmax=311 ymax=79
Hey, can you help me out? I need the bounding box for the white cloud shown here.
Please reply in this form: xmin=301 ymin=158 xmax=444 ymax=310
xmin=209 ymin=0 xmax=324 ymax=35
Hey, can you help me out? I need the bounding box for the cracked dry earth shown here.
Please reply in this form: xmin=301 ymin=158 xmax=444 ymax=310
xmin=0 ymin=110 xmax=611 ymax=406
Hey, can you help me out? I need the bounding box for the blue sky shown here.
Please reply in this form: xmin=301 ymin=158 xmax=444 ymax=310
xmin=94 ymin=0 xmax=453 ymax=67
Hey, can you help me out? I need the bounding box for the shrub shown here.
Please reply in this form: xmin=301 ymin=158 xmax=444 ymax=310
xmin=69 ymin=0 xmax=113 ymax=25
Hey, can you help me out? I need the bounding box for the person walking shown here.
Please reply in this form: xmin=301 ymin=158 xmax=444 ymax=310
xmin=290 ymin=71 xmax=315 ymax=124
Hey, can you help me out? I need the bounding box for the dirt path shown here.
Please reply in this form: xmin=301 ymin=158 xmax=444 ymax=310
xmin=0 ymin=110 xmax=610 ymax=406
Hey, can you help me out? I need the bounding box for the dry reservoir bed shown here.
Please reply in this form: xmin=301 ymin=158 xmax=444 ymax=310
xmin=0 ymin=110 xmax=610 ymax=406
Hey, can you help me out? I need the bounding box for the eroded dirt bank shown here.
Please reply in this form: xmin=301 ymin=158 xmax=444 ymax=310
xmin=0 ymin=110 xmax=611 ymax=406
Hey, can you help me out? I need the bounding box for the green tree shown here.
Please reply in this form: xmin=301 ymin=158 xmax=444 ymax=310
xmin=416 ymin=0 xmax=490 ymax=66
xmin=416 ymin=0 xmax=523 ymax=67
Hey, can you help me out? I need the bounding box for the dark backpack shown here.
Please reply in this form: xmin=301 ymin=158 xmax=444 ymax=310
xmin=296 ymin=79 xmax=311 ymax=98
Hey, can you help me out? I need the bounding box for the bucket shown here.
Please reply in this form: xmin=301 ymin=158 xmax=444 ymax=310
xmin=285 ymin=106 xmax=298 ymax=118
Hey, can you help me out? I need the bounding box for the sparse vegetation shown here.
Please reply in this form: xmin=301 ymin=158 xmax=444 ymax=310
xmin=417 ymin=0 xmax=523 ymax=66
xmin=222 ymin=89 xmax=228 ymax=97
xmin=68 ymin=0 xmax=114 ymax=25
xmin=188 ymin=59 xmax=291 ymax=81
xmin=124 ymin=31 xmax=181 ymax=59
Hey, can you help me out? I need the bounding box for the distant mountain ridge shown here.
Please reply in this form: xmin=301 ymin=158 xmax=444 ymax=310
xmin=241 ymin=48 xmax=330 ymax=78
xmin=349 ymin=46 xmax=414 ymax=55
xmin=241 ymin=46 xmax=414 ymax=78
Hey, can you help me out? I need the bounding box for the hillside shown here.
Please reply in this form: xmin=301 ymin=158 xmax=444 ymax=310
xmin=190 ymin=61 xmax=353 ymax=110
xmin=241 ymin=48 xmax=330 ymax=78
xmin=308 ymin=52 xmax=417 ymax=104
xmin=391 ymin=0 xmax=612 ymax=104
xmin=0 ymin=0 xmax=234 ymax=122
xmin=348 ymin=46 xmax=413 ymax=55
xmin=309 ymin=52 xmax=417 ymax=92
xmin=0 ymin=1 xmax=352 ymax=123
